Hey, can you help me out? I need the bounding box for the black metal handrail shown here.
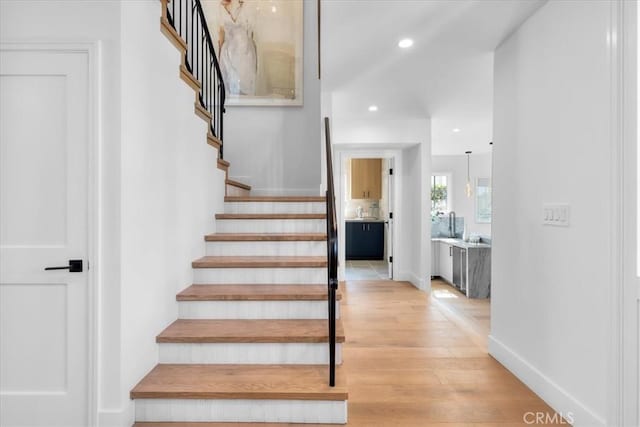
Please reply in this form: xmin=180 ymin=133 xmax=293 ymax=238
xmin=164 ymin=0 xmax=226 ymax=157
xmin=324 ymin=117 xmax=338 ymax=386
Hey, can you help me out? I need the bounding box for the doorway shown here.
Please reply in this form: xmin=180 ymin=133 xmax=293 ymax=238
xmin=343 ymin=156 xmax=393 ymax=280
xmin=334 ymin=149 xmax=401 ymax=283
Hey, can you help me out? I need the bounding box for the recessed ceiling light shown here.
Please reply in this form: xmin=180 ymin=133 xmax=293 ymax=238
xmin=271 ymin=5 xmax=277 ymax=12
xmin=398 ymin=38 xmax=414 ymax=48
xmin=452 ymin=128 xmax=461 ymax=133
xmin=368 ymin=105 xmax=378 ymax=112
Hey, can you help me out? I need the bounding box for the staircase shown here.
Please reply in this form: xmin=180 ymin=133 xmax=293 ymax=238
xmin=130 ymin=196 xmax=348 ymax=424
xmin=130 ymin=1 xmax=347 ymax=424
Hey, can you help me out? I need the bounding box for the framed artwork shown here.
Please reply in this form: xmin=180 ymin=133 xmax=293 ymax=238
xmin=475 ymin=177 xmax=492 ymax=223
xmin=202 ymin=0 xmax=304 ymax=106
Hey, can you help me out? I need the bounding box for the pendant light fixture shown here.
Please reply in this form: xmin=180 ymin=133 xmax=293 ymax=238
xmin=465 ymin=151 xmax=473 ymax=198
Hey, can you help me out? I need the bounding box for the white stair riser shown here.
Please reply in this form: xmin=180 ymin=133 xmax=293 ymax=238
xmin=135 ymin=399 xmax=347 ymax=424
xmin=205 ymin=241 xmax=325 ymax=257
xmin=224 ymin=202 xmax=325 ymax=214
xmin=216 ymin=219 xmax=326 ymax=234
xmin=179 ymin=300 xmax=340 ymax=319
xmin=193 ymin=268 xmax=327 ymax=284
xmin=158 ymin=343 xmax=343 ymax=365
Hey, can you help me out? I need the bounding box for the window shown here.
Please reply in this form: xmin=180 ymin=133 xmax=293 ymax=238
xmin=475 ymin=177 xmax=492 ymax=223
xmin=431 ymin=174 xmax=450 ymax=217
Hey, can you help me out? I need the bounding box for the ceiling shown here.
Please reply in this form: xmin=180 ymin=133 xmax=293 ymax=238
xmin=321 ymin=0 xmax=546 ymax=155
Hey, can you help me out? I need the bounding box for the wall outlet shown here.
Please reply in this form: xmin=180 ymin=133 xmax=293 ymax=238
xmin=543 ymin=204 xmax=570 ymax=227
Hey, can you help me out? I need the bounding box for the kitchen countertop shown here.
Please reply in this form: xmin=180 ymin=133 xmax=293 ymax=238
xmin=346 ymin=218 xmax=386 ymax=223
xmin=431 ymin=237 xmax=491 ymax=249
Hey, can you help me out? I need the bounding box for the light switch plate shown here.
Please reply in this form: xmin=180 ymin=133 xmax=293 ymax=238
xmin=543 ymin=204 xmax=570 ymax=227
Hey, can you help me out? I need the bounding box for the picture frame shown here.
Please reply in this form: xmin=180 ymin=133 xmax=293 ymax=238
xmin=202 ymin=0 xmax=304 ymax=106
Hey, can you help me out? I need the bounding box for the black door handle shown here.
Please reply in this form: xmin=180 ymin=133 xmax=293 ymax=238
xmin=45 ymin=259 xmax=83 ymax=273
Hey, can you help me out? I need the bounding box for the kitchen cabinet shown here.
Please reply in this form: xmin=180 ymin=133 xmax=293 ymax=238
xmin=437 ymin=241 xmax=453 ymax=283
xmin=351 ymin=159 xmax=381 ymax=199
xmin=432 ymin=238 xmax=491 ymax=298
xmin=465 ymin=248 xmax=491 ymax=298
xmin=431 ymin=241 xmax=439 ymax=277
xmin=452 ymin=246 xmax=467 ymax=294
xmin=346 ymin=221 xmax=384 ymax=260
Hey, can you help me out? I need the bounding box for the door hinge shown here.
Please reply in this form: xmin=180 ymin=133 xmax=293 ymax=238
xmin=389 ymin=256 xmax=393 ymax=263
xmin=389 ymin=168 xmax=393 ymax=175
xmin=389 ymin=212 xmax=393 ymax=219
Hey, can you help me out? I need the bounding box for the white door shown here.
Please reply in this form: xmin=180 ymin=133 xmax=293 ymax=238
xmin=0 ymin=47 xmax=90 ymax=427
xmin=386 ymin=158 xmax=394 ymax=279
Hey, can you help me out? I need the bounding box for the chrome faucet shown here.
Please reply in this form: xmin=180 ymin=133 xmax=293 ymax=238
xmin=448 ymin=211 xmax=456 ymax=238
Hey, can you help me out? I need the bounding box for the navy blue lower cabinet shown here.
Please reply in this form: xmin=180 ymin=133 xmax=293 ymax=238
xmin=346 ymin=221 xmax=384 ymax=260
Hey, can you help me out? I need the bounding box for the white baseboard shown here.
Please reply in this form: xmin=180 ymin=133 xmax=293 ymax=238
xmin=488 ymin=335 xmax=606 ymax=427
xmin=397 ymin=271 xmax=425 ymax=290
xmin=97 ymin=402 xmax=134 ymax=427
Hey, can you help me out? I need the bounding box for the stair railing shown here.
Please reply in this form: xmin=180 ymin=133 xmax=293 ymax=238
xmin=163 ymin=0 xmax=226 ymax=157
xmin=324 ymin=117 xmax=338 ymax=387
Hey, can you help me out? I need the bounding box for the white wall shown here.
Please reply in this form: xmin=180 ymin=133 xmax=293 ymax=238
xmin=491 ymin=1 xmax=614 ymax=425
xmin=0 ymin=0 xmax=124 ymax=424
xmin=333 ymin=117 xmax=429 ymax=146
xmin=320 ymin=92 xmax=334 ymax=193
xmin=223 ymin=0 xmax=320 ymax=195
xmin=117 ymin=2 xmax=225 ymax=425
xmin=622 ymin=2 xmax=638 ymax=425
xmin=432 ymin=152 xmax=492 ymax=237
xmin=398 ymin=143 xmax=430 ymax=289
xmin=2 ymin=2 xmax=227 ymax=425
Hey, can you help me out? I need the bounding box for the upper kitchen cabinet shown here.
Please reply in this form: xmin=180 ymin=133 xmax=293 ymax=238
xmin=351 ymin=158 xmax=382 ymax=199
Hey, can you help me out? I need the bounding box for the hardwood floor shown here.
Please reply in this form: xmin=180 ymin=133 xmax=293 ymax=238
xmin=430 ymin=279 xmax=491 ymax=351
xmin=134 ymin=279 xmax=567 ymax=427
xmin=341 ymin=279 xmax=566 ymax=426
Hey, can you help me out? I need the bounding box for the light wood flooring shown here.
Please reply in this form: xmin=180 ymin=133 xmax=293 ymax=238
xmin=429 ymin=278 xmax=492 ymax=351
xmin=339 ymin=279 xmax=565 ymax=426
xmin=135 ymin=278 xmax=566 ymax=427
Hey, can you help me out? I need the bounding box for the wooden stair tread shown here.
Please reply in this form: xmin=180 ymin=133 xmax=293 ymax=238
xmin=160 ymin=17 xmax=187 ymax=53
xmin=207 ymin=132 xmax=221 ymax=149
xmin=177 ymin=284 xmax=342 ymax=301
xmin=215 ymin=213 xmax=326 ymax=220
xmin=130 ymin=364 xmax=348 ymax=400
xmin=192 ymin=256 xmax=327 ymax=268
xmin=157 ymin=319 xmax=345 ymax=343
xmin=224 ymin=196 xmax=326 ymax=202
xmin=205 ymin=233 xmax=326 ymax=242
xmin=225 ymin=179 xmax=252 ymax=191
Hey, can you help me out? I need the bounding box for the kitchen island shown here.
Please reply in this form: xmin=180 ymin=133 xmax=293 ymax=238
xmin=431 ymin=237 xmax=491 ymax=298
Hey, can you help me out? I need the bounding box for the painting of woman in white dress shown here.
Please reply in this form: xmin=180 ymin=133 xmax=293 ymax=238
xmin=203 ymin=0 xmax=303 ymax=106
xmin=217 ymin=0 xmax=257 ymax=96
